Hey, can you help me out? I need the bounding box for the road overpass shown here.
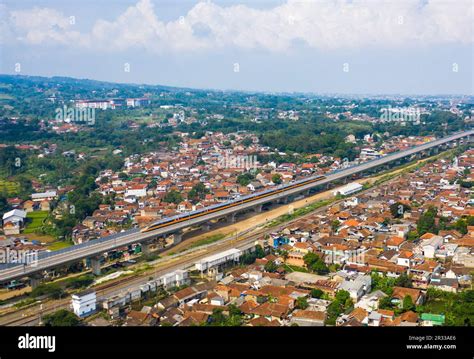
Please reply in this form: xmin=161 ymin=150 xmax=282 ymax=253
xmin=0 ymin=129 xmax=472 ymax=285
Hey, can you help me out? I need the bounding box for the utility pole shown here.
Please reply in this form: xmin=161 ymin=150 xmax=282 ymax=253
xmin=38 ymin=303 xmax=43 ymax=325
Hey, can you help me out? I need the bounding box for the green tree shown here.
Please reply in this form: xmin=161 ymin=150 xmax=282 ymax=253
xmin=402 ymin=295 xmax=415 ymax=312
xmin=407 ymin=230 xmax=418 ymax=241
xmin=163 ymin=189 xmax=183 ymax=204
xmin=326 ymin=290 xmax=352 ymax=325
xmin=43 ymin=309 xmax=80 ymax=327
xmin=331 ymin=220 xmax=341 ymax=232
xmin=31 ymin=283 xmax=65 ymax=299
xmin=0 ymin=193 xmax=9 ymax=214
xmin=311 ymin=289 xmax=324 ymax=299
xmin=417 ymin=206 xmax=438 ymax=235
xmin=394 ymin=273 xmax=413 ymax=288
xmin=370 ymin=271 xmax=395 ymax=295
xmin=452 ymin=218 xmax=468 ymax=235
xmin=272 ymin=173 xmax=282 ymax=185
xmin=254 ymin=245 xmax=265 ymax=259
xmin=264 ymin=260 xmax=278 ymax=273
xmin=241 ymin=137 xmax=253 ymax=147
xmin=379 ymin=296 xmax=393 ymax=310
xmin=188 ymin=182 xmax=209 ymax=202
xmin=390 ymin=202 xmax=411 ymax=218
xmin=303 ymin=252 xmax=329 ymax=275
xmin=236 ymin=172 xmax=254 ymax=186
xmin=295 ymin=296 xmax=309 ymax=310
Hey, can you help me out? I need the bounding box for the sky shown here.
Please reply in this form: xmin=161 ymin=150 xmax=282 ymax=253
xmin=0 ymin=0 xmax=473 ymax=95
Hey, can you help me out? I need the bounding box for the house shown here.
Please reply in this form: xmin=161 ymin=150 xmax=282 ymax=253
xmin=421 ymin=235 xmax=443 ymax=258
xmin=397 ymin=251 xmax=413 ymax=267
xmin=2 ymin=209 xmax=27 ymax=225
xmin=386 ymin=236 xmax=405 ymax=251
xmin=367 ymin=311 xmax=382 ymax=326
xmin=251 ymin=301 xmax=290 ymax=322
xmin=421 ymin=313 xmax=445 ymax=326
xmin=173 ymin=287 xmax=205 ymax=305
xmin=209 ymin=294 xmax=225 ymax=306
xmin=124 ymin=310 xmax=155 ymax=326
xmin=285 ymin=251 xmax=306 ymax=267
xmin=83 ymin=216 xmax=96 ymax=229
xmin=247 ymin=181 xmax=264 ymax=192
xmin=156 ymin=296 xmax=179 ymax=311
xmin=290 ymin=310 xmax=326 ymax=326
xmin=429 ymin=275 xmax=459 ymax=293
xmin=125 ymin=184 xmax=147 ymax=198
xmin=355 ymin=290 xmax=387 ymax=311
xmin=337 ymin=274 xmax=372 ymax=301
xmin=391 ymin=286 xmax=424 ymax=306
xmin=3 ymin=221 xmax=20 ymax=235
xmin=22 ymin=200 xmax=36 ymax=212
xmin=40 ymin=200 xmax=51 ymax=211
xmin=2 ymin=209 xmax=27 ymax=234
xmin=31 ymin=190 xmax=57 ymax=202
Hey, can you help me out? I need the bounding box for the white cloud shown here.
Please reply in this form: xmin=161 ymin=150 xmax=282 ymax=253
xmin=1 ymin=0 xmax=472 ymax=52
xmin=1 ymin=6 xmax=84 ymax=45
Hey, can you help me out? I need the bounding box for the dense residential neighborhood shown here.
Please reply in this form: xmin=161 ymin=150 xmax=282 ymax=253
xmin=64 ymin=150 xmax=474 ymax=327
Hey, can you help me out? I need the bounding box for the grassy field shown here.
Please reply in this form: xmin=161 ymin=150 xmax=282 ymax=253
xmin=0 ymin=180 xmax=20 ymax=195
xmin=283 ymin=264 xmax=308 ymax=273
xmin=47 ymin=241 xmax=73 ymax=251
xmin=24 ymin=211 xmax=49 ymax=234
xmin=187 ymin=233 xmax=227 ymax=250
xmin=266 ymin=199 xmax=332 ymax=227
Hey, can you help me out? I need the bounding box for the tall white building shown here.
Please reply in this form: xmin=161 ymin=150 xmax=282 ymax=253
xmin=71 ymin=289 xmax=96 ymax=317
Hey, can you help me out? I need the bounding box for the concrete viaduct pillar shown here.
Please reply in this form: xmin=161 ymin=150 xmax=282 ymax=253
xmin=141 ymin=241 xmax=153 ymax=255
xmin=173 ymin=231 xmax=183 ymax=244
xmin=90 ymin=256 xmax=101 ymax=276
xmin=201 ymin=223 xmax=211 ymax=232
xmin=29 ymin=274 xmax=42 ymax=289
xmin=226 ymin=213 xmax=237 ymax=223
xmin=254 ymin=204 xmax=263 ymax=213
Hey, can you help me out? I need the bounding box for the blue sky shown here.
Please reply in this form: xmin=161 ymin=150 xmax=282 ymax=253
xmin=0 ymin=0 xmax=472 ymax=95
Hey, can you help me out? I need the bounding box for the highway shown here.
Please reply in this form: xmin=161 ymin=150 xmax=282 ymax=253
xmin=0 ymin=129 xmax=472 ymax=283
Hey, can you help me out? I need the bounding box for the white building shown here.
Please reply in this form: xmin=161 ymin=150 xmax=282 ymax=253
xmin=421 ymin=235 xmax=443 ymax=259
xmin=195 ymin=248 xmax=241 ymax=272
xmin=338 ymin=274 xmax=372 ymax=301
xmin=126 ymin=98 xmax=151 ymax=107
xmin=71 ymin=290 xmax=96 ymax=317
xmin=2 ymin=209 xmax=27 ymax=225
xmin=355 ymin=290 xmax=387 ymax=312
xmin=31 ymin=191 xmax=57 ymax=202
xmin=360 ymin=148 xmax=381 ymax=160
xmin=159 ymin=269 xmax=189 ymax=289
xmin=333 ymin=182 xmax=363 ymax=197
xmin=125 ymin=185 xmax=147 ymax=198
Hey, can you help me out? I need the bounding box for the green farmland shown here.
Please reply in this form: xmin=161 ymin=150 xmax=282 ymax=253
xmin=24 ymin=211 xmax=49 ymax=234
